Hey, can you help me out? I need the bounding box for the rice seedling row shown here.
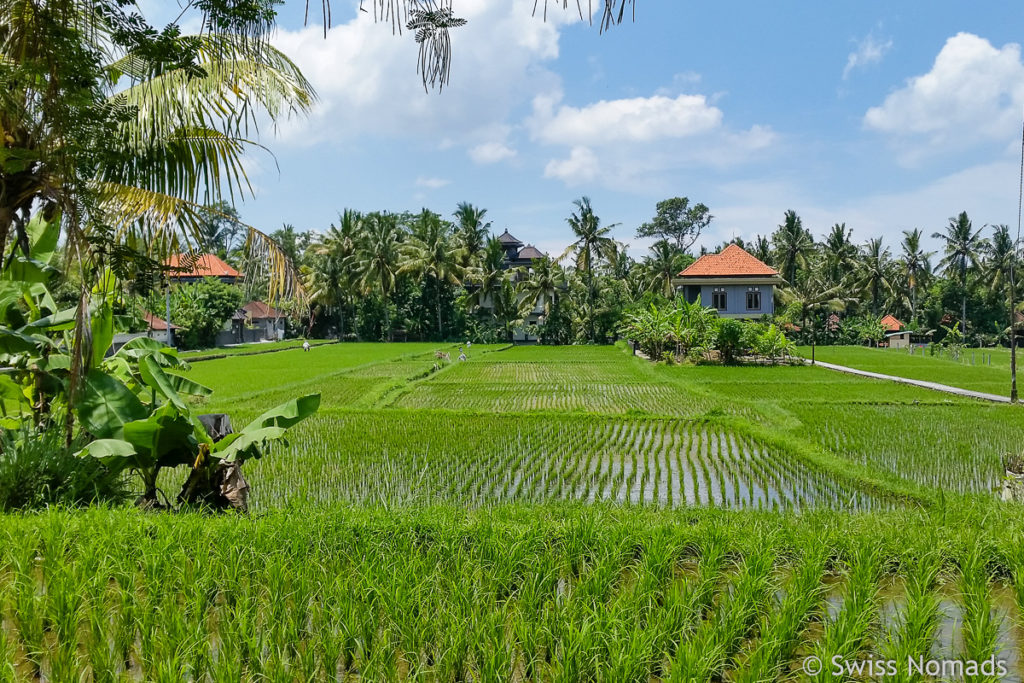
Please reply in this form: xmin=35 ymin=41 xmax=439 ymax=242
xmin=240 ymin=412 xmax=889 ymax=511
xmin=2 ymin=508 xmax=1022 ymax=682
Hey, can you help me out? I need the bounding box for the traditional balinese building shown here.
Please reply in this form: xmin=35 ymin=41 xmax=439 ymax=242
xmin=674 ymin=244 xmax=781 ymax=318
xmin=478 ymin=230 xmax=547 ymax=342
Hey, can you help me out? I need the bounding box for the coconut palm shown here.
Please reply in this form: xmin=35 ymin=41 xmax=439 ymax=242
xmin=356 ymin=212 xmax=403 ymax=341
xmin=560 ymin=197 xmax=619 ymax=341
xmin=779 ymin=273 xmax=848 ymax=364
xmin=452 ymin=202 xmax=491 ymax=267
xmin=772 ymin=210 xmax=814 ymax=284
xmin=933 ymin=211 xmax=984 ymax=334
xmin=899 ymin=228 xmax=933 ymax=322
xmin=822 ymin=223 xmax=857 ymax=286
xmin=751 ymin=234 xmax=772 ymax=265
xmin=306 ymin=209 xmax=361 ymax=337
xmin=855 ymin=238 xmax=895 ymax=316
xmin=983 ymin=224 xmax=1018 ymax=301
xmin=464 ymin=237 xmax=507 ymax=314
xmin=400 ymin=209 xmax=463 ymax=339
xmin=521 ymin=255 xmax=565 ymax=316
xmin=643 ymin=239 xmax=686 ymax=298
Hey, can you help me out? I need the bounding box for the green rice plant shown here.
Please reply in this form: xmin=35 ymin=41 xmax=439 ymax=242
xmin=734 ymin=548 xmax=828 ymax=682
xmin=959 ymin=543 xmax=1001 ymax=681
xmin=811 ymin=542 xmax=882 ymax=682
xmin=878 ymin=551 xmax=941 ymax=683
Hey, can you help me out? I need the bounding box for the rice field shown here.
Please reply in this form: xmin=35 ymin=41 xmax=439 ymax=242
xmin=2 ymin=506 xmax=1023 ymax=682
xmin=245 ymin=413 xmax=887 ymax=511
xmin=4 ymin=342 xmax=1023 ymax=681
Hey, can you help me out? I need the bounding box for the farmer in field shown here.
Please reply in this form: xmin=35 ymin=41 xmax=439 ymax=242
xmin=302 ymin=341 xmax=311 ymax=352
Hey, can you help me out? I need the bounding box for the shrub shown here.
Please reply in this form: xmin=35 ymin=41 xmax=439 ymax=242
xmin=0 ymin=428 xmax=128 ymax=511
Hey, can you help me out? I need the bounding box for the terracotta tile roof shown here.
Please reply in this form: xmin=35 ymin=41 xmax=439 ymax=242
xmin=143 ymin=311 xmax=180 ymax=331
xmin=237 ymin=301 xmax=282 ymax=320
xmin=678 ymin=244 xmax=778 ymax=277
xmin=880 ymin=315 xmax=903 ymax=331
xmin=165 ymin=253 xmax=241 ymax=279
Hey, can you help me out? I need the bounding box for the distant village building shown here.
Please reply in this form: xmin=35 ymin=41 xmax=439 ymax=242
xmin=164 ymin=253 xmax=241 ymax=284
xmin=881 ymin=315 xmax=911 ymax=348
xmin=674 ymin=244 xmax=781 ymax=318
xmin=219 ymin=301 xmax=286 ymax=346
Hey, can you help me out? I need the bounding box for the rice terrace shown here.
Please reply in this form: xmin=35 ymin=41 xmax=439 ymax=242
xmin=6 ymin=0 xmax=1024 ymax=682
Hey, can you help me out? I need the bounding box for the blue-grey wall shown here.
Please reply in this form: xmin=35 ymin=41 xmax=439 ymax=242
xmin=684 ymin=284 xmax=773 ymax=317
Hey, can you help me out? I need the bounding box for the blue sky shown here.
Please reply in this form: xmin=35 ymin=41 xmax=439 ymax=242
xmin=148 ymin=1 xmax=1024 ymax=257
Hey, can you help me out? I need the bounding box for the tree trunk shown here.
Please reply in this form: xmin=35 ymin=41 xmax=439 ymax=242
xmin=436 ymin=284 xmax=443 ymax=341
xmin=383 ymin=296 xmax=392 ymax=342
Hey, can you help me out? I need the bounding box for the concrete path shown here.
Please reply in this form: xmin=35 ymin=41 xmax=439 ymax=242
xmin=808 ymin=359 xmax=1014 ymax=404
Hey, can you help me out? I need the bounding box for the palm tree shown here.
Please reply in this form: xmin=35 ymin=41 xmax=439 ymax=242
xmin=465 ymin=237 xmax=507 ymax=315
xmin=779 ymin=273 xmax=848 ymax=364
xmin=751 ymin=235 xmax=772 ymax=265
xmin=400 ymin=209 xmax=463 ymax=339
xmin=452 ymin=202 xmax=491 ymax=268
xmin=357 ymin=212 xmax=403 ymax=341
xmin=771 ymin=210 xmax=814 ymax=284
xmin=899 ymin=228 xmax=933 ymax=322
xmin=822 ymin=223 xmax=857 ymax=286
xmin=983 ymin=224 xmax=1017 ymax=301
xmin=521 ymin=255 xmax=565 ymax=316
xmin=644 ymin=240 xmax=686 ymax=297
xmin=307 ymin=209 xmax=360 ymax=338
xmin=933 ymin=211 xmax=984 ymax=334
xmin=855 ymin=238 xmax=894 ymax=316
xmin=560 ymin=196 xmax=618 ymax=341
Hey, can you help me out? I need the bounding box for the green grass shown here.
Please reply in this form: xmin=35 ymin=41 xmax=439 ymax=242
xmin=798 ymin=345 xmax=1014 ymax=397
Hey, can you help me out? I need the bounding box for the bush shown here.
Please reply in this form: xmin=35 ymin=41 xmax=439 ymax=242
xmin=0 ymin=428 xmax=128 ymax=511
xmin=167 ymin=277 xmax=243 ymax=349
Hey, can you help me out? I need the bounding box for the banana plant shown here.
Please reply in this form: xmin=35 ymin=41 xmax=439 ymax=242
xmin=77 ymin=359 xmax=320 ymax=508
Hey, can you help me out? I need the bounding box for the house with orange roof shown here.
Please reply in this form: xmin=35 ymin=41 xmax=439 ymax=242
xmin=673 ymin=244 xmax=782 ymax=318
xmin=880 ymin=314 xmax=911 ymax=349
xmin=164 ymin=253 xmax=241 ymax=284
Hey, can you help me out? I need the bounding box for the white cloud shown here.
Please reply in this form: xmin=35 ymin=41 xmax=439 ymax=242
xmin=269 ymin=1 xmax=570 ymax=147
xmin=864 ymin=33 xmax=1024 ymax=155
xmin=843 ymin=33 xmax=893 ymax=79
xmin=531 ymin=88 xmax=775 ymax=190
xmin=414 ymin=176 xmax=451 ymax=189
xmin=469 ymin=141 xmax=518 ymax=164
xmin=543 ymin=146 xmax=600 ymax=184
xmin=531 ymin=93 xmax=722 ymax=146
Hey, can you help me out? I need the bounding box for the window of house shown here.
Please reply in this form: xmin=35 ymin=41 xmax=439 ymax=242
xmin=712 ymin=289 xmax=727 ymax=310
xmin=746 ymin=288 xmax=761 ymax=311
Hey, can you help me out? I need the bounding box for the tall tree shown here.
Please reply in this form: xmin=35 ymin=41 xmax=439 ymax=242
xmin=306 ymin=209 xmax=360 ymax=337
xmin=822 ymin=223 xmax=857 ymax=285
xmin=357 ymin=212 xmax=403 ymax=341
xmin=643 ymin=240 xmax=686 ymax=298
xmin=856 ymin=238 xmax=894 ymax=316
xmin=635 ymin=197 xmax=712 ymax=253
xmin=983 ymin=224 xmax=1017 ymax=302
xmin=933 ymin=211 xmax=984 ymax=334
xmin=561 ymin=197 xmax=618 ymax=342
xmin=521 ymin=255 xmax=565 ymax=316
xmin=400 ymin=209 xmax=463 ymax=339
xmin=452 ymin=202 xmax=491 ymax=267
xmin=779 ymin=273 xmax=848 ymax=365
xmin=898 ymin=228 xmax=932 ymax=322
xmin=771 ymin=210 xmax=814 ymax=285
